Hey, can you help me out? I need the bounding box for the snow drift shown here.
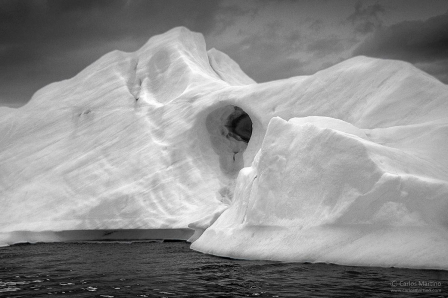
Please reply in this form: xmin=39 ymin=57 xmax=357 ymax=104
xmin=1 ymin=27 xmax=447 ymax=269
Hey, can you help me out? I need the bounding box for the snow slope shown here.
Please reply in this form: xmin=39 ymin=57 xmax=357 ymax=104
xmin=1 ymin=27 xmax=447 ymax=269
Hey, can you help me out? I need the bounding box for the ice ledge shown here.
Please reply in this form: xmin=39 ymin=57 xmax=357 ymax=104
xmin=0 ymin=229 xmax=194 ymax=247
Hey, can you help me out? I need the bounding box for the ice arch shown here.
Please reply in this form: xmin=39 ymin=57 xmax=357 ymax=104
xmin=206 ymin=105 xmax=253 ymax=177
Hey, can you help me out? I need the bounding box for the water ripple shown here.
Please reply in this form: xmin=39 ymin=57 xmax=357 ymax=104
xmin=0 ymin=242 xmax=447 ymax=297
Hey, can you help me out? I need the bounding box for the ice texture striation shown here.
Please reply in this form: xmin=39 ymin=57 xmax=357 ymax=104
xmin=1 ymin=27 xmax=447 ymax=269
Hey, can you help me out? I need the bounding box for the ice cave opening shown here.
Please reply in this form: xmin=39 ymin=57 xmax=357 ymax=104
xmin=225 ymin=108 xmax=252 ymax=143
xmin=206 ymin=105 xmax=253 ymax=177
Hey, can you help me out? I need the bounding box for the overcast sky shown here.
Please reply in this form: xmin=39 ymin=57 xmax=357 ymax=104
xmin=1 ymin=0 xmax=448 ymax=108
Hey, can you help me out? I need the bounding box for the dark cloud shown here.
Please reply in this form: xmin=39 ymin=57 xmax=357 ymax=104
xmin=353 ymin=10 xmax=448 ymax=83
xmin=308 ymin=19 xmax=324 ymax=33
xmin=212 ymin=1 xmax=259 ymax=35
xmin=46 ymin=0 xmax=122 ymax=13
xmin=0 ymin=0 xmax=223 ymax=106
xmin=346 ymin=1 xmax=385 ymax=34
xmin=306 ymin=36 xmax=345 ymax=58
xmin=216 ymin=22 xmax=308 ymax=83
xmin=353 ymin=10 xmax=448 ymax=62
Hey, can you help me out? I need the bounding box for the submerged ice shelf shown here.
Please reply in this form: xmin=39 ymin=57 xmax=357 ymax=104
xmin=1 ymin=27 xmax=447 ymax=269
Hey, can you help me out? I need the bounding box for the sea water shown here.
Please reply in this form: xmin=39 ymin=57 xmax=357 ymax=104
xmin=0 ymin=242 xmax=446 ymax=297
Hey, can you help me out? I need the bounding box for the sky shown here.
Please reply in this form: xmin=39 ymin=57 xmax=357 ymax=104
xmin=1 ymin=0 xmax=448 ymax=108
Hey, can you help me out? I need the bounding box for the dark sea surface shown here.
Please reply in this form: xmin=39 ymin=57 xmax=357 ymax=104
xmin=0 ymin=241 xmax=447 ymax=297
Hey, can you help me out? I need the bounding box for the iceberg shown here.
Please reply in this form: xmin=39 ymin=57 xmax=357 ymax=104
xmin=1 ymin=27 xmax=447 ymax=269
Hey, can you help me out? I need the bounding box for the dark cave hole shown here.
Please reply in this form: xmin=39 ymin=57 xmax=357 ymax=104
xmin=225 ymin=107 xmax=253 ymax=143
xmin=205 ymin=105 xmax=254 ymax=178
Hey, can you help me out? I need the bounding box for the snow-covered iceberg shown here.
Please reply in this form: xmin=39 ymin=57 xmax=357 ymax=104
xmin=1 ymin=27 xmax=447 ymax=269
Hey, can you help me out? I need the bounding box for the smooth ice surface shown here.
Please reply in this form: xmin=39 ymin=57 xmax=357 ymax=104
xmin=1 ymin=27 xmax=448 ymax=269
